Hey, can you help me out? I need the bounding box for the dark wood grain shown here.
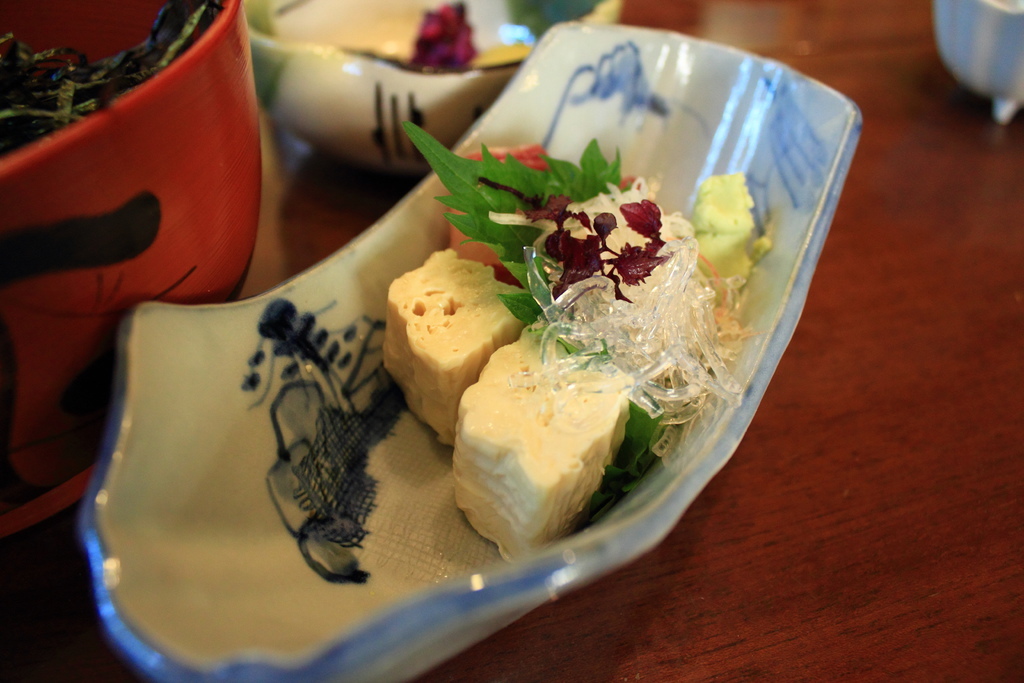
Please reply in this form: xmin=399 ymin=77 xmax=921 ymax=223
xmin=3 ymin=1 xmax=1022 ymax=681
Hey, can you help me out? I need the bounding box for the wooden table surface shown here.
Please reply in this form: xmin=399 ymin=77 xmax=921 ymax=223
xmin=3 ymin=0 xmax=1022 ymax=680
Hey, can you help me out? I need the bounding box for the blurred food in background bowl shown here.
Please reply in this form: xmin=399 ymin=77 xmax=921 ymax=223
xmin=0 ymin=0 xmax=261 ymax=536
xmin=933 ymin=0 xmax=1024 ymax=124
xmin=245 ymin=0 xmax=621 ymax=173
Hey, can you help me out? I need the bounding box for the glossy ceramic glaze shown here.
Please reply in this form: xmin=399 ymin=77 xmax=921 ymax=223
xmin=78 ymin=23 xmax=861 ymax=683
xmin=245 ymin=0 xmax=621 ymax=173
xmin=933 ymin=0 xmax=1024 ymax=124
xmin=0 ymin=0 xmax=261 ymax=536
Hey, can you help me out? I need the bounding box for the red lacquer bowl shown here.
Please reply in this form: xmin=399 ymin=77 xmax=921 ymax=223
xmin=0 ymin=0 xmax=261 ymax=536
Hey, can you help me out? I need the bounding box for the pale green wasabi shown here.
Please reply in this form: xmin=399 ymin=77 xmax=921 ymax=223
xmin=692 ymin=173 xmax=771 ymax=279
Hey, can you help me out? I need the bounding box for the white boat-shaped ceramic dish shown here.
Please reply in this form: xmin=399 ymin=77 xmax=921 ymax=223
xmin=78 ymin=22 xmax=861 ymax=683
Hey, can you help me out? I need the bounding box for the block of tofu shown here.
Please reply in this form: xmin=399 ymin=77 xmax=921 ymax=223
xmin=453 ymin=331 xmax=630 ymax=559
xmin=383 ymin=249 xmax=525 ymax=445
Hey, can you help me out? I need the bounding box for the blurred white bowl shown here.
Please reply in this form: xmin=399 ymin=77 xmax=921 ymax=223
xmin=79 ymin=22 xmax=860 ymax=683
xmin=933 ymin=0 xmax=1024 ymax=124
xmin=246 ymin=0 xmax=621 ymax=173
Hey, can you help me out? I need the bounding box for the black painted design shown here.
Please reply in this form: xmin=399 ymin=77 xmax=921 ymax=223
xmin=0 ymin=192 xmax=162 ymax=496
xmin=372 ymin=83 xmax=425 ymax=164
xmin=245 ymin=298 xmax=404 ymax=584
xmin=0 ymin=192 xmax=160 ymax=287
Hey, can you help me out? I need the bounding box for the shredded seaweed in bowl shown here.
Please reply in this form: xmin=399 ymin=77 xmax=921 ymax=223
xmin=0 ymin=0 xmax=223 ymax=157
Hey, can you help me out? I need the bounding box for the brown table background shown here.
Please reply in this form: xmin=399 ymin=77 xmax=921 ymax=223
xmin=4 ymin=0 xmax=1022 ymax=680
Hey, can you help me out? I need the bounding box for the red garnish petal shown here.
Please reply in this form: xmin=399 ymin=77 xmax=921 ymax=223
xmin=524 ymin=194 xmax=578 ymax=228
xmin=644 ymin=234 xmax=666 ymax=255
xmin=553 ymin=233 xmax=604 ymax=298
xmin=620 ymin=200 xmax=662 ymax=238
xmin=608 ymin=244 xmax=668 ymax=287
xmin=545 ymin=228 xmax=570 ymax=262
xmin=525 ymin=194 xmax=572 ymax=222
xmin=592 ymin=212 xmax=617 ymax=240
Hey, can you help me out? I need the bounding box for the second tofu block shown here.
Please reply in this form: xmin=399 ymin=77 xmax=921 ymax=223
xmin=453 ymin=331 xmax=631 ymax=560
xmin=383 ymin=249 xmax=525 ymax=445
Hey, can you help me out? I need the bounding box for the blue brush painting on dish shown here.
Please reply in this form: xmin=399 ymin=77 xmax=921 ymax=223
xmin=741 ymin=75 xmax=833 ymax=227
xmin=544 ymin=40 xmax=668 ymax=148
xmin=243 ymin=298 xmax=404 ymax=584
xmin=764 ymin=79 xmax=830 ymax=211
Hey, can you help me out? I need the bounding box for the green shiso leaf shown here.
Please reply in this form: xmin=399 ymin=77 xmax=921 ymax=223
xmin=403 ymin=122 xmax=545 ymax=273
xmin=589 ymin=401 xmax=664 ymax=523
xmin=502 ymin=261 xmax=530 ymax=288
xmin=497 ymin=291 xmax=544 ymax=324
xmin=552 ymin=138 xmax=623 ymax=199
